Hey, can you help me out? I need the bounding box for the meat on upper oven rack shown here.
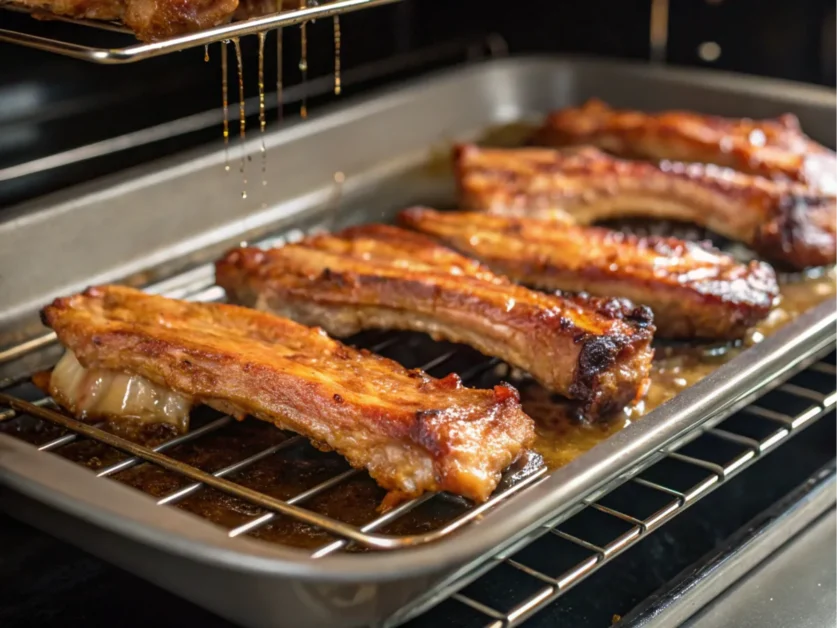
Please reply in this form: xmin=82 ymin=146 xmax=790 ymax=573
xmin=0 ymin=0 xmax=401 ymax=64
xmin=0 ymin=220 xmax=834 ymax=627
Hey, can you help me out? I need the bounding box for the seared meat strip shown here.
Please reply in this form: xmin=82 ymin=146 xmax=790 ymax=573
xmin=42 ymin=285 xmax=535 ymax=503
xmin=534 ymin=98 xmax=837 ymax=194
xmin=399 ymin=208 xmax=779 ymax=340
xmin=12 ymin=0 xmax=124 ymax=20
xmin=454 ymin=144 xmax=836 ymax=270
xmin=9 ymin=0 xmax=238 ymax=41
xmin=216 ymin=226 xmax=656 ymax=419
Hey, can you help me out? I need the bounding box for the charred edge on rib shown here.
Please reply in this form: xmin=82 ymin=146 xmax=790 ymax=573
xmin=569 ymin=332 xmax=634 ymax=414
xmin=750 ymin=193 xmax=832 ymax=270
xmin=564 ymin=292 xmax=656 ymax=331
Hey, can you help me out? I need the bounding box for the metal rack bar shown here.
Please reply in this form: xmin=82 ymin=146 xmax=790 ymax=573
xmin=0 ymin=396 xmax=54 ymax=422
xmin=227 ymin=467 xmax=361 ymax=537
xmin=38 ymin=433 xmax=77 ymax=451
xmin=0 ymin=0 xmax=402 ymax=64
xmin=309 ymin=492 xmax=436 ymax=557
xmin=97 ymin=414 xmax=233 ymax=477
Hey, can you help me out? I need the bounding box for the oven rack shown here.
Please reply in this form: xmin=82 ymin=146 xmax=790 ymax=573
xmin=0 ymin=0 xmax=401 ymax=63
xmin=0 ymin=230 xmax=837 ymax=628
xmin=398 ymin=354 xmax=837 ymax=626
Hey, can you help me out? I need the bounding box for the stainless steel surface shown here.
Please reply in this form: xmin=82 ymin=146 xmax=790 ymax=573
xmin=609 ymin=458 xmax=837 ymax=628
xmin=0 ymin=57 xmax=835 ymax=628
xmin=685 ymin=508 xmax=836 ymax=628
xmin=0 ymin=0 xmax=402 ymax=64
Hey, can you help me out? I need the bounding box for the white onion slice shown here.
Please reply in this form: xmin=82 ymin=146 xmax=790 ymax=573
xmin=50 ymin=351 xmax=193 ymax=431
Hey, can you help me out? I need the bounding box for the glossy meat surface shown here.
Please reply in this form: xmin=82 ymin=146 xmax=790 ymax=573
xmin=16 ymin=0 xmax=123 ymax=20
xmin=455 ymin=144 xmax=836 ymax=270
xmin=233 ymin=0 xmax=285 ymax=18
xmin=400 ymin=208 xmax=780 ymax=340
xmin=41 ymin=286 xmax=535 ymax=503
xmin=10 ymin=0 xmax=238 ymax=41
xmin=216 ymin=226 xmax=656 ymax=419
xmin=534 ymin=98 xmax=837 ymax=194
xmin=123 ymin=0 xmax=237 ymax=41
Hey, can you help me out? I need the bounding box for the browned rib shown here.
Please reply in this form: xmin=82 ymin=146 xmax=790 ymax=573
xmin=454 ymin=144 xmax=836 ymax=270
xmin=399 ymin=207 xmax=779 ymax=341
xmin=534 ymin=98 xmax=837 ymax=194
xmin=42 ymin=286 xmax=535 ymax=503
xmin=10 ymin=0 xmax=238 ymax=42
xmin=216 ymin=226 xmax=656 ymax=419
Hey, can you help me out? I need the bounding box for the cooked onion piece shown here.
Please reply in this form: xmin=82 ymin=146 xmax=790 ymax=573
xmin=49 ymin=351 xmax=193 ymax=431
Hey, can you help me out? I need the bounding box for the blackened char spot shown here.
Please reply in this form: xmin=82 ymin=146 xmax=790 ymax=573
xmin=320 ymin=267 xmax=348 ymax=287
xmin=556 ymin=316 xmax=575 ymax=331
xmin=569 ymin=292 xmax=655 ymax=331
xmin=568 ymin=335 xmax=624 ymax=403
xmin=623 ymin=304 xmax=654 ymax=329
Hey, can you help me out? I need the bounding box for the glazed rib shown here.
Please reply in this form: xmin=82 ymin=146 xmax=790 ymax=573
xmin=399 ymin=208 xmax=779 ymax=340
xmin=216 ymin=226 xmax=656 ymax=419
xmin=41 ymin=285 xmax=535 ymax=503
xmin=455 ymin=144 xmax=836 ymax=270
xmin=534 ymin=98 xmax=837 ymax=194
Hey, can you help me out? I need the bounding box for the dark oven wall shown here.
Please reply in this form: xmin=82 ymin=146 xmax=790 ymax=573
xmin=0 ymin=0 xmax=833 ymax=209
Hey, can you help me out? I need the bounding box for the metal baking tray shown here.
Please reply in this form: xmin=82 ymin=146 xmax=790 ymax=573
xmin=1 ymin=57 xmax=835 ymax=628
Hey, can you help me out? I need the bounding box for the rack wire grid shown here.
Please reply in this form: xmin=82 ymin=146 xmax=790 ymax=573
xmin=0 ymin=0 xmax=402 ymax=63
xmin=0 ymin=223 xmax=835 ymax=622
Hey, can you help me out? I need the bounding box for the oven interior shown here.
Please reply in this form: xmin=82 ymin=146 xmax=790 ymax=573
xmin=1 ymin=1 xmax=836 ymax=627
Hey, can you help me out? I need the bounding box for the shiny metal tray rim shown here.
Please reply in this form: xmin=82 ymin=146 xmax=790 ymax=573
xmin=1 ymin=56 xmax=836 ymax=583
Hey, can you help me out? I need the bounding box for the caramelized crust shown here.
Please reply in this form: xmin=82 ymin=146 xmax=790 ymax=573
xmin=400 ymin=208 xmax=779 ymax=340
xmin=534 ymin=98 xmax=837 ymax=194
xmin=216 ymin=226 xmax=656 ymax=419
xmin=41 ymin=286 xmax=535 ymax=503
xmin=455 ymin=144 xmax=836 ymax=270
xmin=10 ymin=0 xmax=238 ymax=41
xmin=123 ymin=0 xmax=237 ymax=41
xmin=19 ymin=0 xmax=123 ymax=20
